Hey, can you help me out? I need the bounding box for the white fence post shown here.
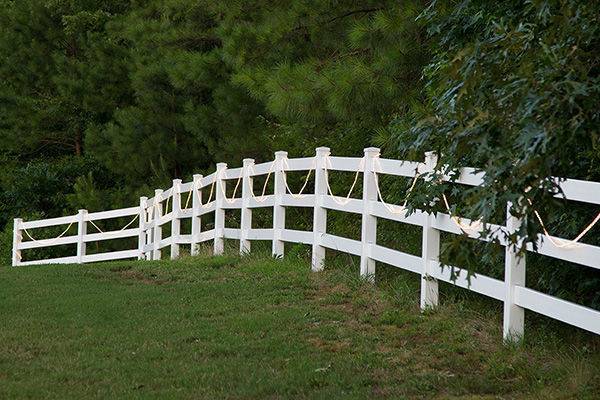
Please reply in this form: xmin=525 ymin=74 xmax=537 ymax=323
xmin=171 ymin=179 xmax=182 ymax=260
xmin=360 ymin=147 xmax=379 ymax=281
xmin=503 ymin=202 xmax=526 ymax=341
xmin=138 ymin=196 xmax=148 ymax=260
xmin=145 ymin=202 xmax=153 ymax=260
xmin=240 ymin=159 xmax=254 ymax=254
xmin=153 ymin=189 xmax=163 ymax=260
xmin=420 ymin=151 xmax=440 ymax=309
xmin=272 ymin=151 xmax=287 ymax=258
xmin=76 ymin=209 xmax=87 ymax=264
xmin=214 ymin=163 xmax=227 ymax=255
xmin=191 ymin=174 xmax=202 ymax=256
xmin=312 ymin=146 xmax=330 ymax=271
xmin=12 ymin=218 xmax=22 ymax=267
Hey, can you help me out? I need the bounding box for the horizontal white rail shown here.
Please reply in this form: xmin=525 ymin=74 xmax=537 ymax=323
xmin=556 ymin=178 xmax=600 ymax=205
xmin=515 ymin=286 xmax=600 ymax=335
xmin=12 ymin=147 xmax=600 ymax=342
xmin=19 ymin=255 xmax=79 ymax=266
xmin=376 ymin=159 xmax=423 ymax=178
xmin=19 ymin=235 xmax=78 ymax=250
xmin=327 ymin=156 xmax=363 ymax=172
xmin=84 ymin=228 xmax=139 ymax=243
xmin=284 ymin=157 xmax=314 ymax=171
xmin=281 ymin=194 xmax=314 ymax=208
xmin=86 ymin=206 xmax=139 ymax=222
xmin=84 ymin=250 xmax=139 ymax=263
xmin=22 ymin=215 xmax=77 ymax=229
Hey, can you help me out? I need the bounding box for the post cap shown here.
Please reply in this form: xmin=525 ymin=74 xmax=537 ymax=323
xmin=364 ymin=147 xmax=380 ymax=156
xmin=216 ymin=162 xmax=227 ymax=169
xmin=172 ymin=178 xmax=182 ymax=184
xmin=155 ymin=189 xmax=163 ymax=195
xmin=424 ymin=151 xmax=439 ymax=167
xmin=193 ymin=173 xmax=203 ymax=180
xmin=315 ymin=146 xmax=331 ymax=155
xmin=243 ymin=158 xmax=255 ymax=165
xmin=140 ymin=196 xmax=148 ymax=201
xmin=274 ymin=151 xmax=288 ymax=158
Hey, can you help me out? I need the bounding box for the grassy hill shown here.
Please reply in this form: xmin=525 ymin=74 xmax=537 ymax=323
xmin=1 ymin=252 xmax=599 ymax=399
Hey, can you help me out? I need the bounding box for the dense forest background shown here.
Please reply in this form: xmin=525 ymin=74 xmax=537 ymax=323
xmin=1 ymin=1 xmax=599 ymax=306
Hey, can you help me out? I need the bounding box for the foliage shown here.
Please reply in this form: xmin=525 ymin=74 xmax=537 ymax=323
xmin=0 ymin=156 xmax=115 ymax=227
xmin=0 ymin=0 xmax=132 ymax=158
xmin=86 ymin=0 xmax=269 ymax=185
xmin=217 ymin=0 xmax=428 ymax=156
xmin=389 ymin=0 xmax=600 ymax=303
xmin=394 ymin=0 xmax=600 ymax=236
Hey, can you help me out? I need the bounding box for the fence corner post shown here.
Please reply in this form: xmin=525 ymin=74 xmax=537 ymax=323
xmin=214 ymin=163 xmax=227 ymax=255
xmin=312 ymin=146 xmax=330 ymax=271
xmin=240 ymin=159 xmax=254 ymax=255
xmin=171 ymin=179 xmax=182 ymax=260
xmin=272 ymin=151 xmax=287 ymax=258
xmin=153 ymin=189 xmax=163 ymax=260
xmin=191 ymin=174 xmax=203 ymax=256
xmin=138 ymin=197 xmax=148 ymax=260
xmin=360 ymin=147 xmax=379 ymax=282
xmin=420 ymin=151 xmax=440 ymax=309
xmin=12 ymin=218 xmax=23 ymax=267
xmin=503 ymin=201 xmax=526 ymax=342
xmin=76 ymin=209 xmax=87 ymax=264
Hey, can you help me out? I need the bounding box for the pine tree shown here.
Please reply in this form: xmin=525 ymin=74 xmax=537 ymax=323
xmin=0 ymin=0 xmax=131 ymax=159
xmin=85 ymin=0 xmax=269 ymax=185
xmin=216 ymin=0 xmax=428 ymax=156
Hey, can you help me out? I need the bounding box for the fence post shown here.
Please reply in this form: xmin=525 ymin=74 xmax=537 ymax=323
xmin=360 ymin=147 xmax=379 ymax=282
xmin=171 ymin=179 xmax=182 ymax=260
xmin=503 ymin=202 xmax=526 ymax=341
xmin=153 ymin=189 xmax=163 ymax=260
xmin=312 ymin=146 xmax=330 ymax=271
xmin=145 ymin=202 xmax=153 ymax=260
xmin=138 ymin=196 xmax=148 ymax=260
xmin=420 ymin=151 xmax=440 ymax=309
xmin=272 ymin=151 xmax=287 ymax=258
xmin=240 ymin=159 xmax=254 ymax=254
xmin=191 ymin=174 xmax=203 ymax=256
xmin=76 ymin=209 xmax=87 ymax=264
xmin=214 ymin=163 xmax=227 ymax=255
xmin=12 ymin=218 xmax=22 ymax=267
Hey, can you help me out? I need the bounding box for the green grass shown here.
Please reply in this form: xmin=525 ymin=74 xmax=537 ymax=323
xmin=1 ymin=252 xmax=599 ymax=399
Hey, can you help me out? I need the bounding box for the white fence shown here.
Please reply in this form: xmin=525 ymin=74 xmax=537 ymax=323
xmin=12 ymin=147 xmax=600 ymax=340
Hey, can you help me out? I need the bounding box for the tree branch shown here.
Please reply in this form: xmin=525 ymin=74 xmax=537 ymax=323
xmin=326 ymin=7 xmax=385 ymax=24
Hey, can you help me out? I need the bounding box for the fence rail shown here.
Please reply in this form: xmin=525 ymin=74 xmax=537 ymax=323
xmin=12 ymin=147 xmax=600 ymax=341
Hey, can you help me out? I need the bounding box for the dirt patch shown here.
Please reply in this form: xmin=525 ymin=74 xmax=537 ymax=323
xmin=307 ymin=337 xmax=352 ymax=353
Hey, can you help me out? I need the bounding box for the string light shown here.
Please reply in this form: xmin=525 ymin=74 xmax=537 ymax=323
xmin=248 ymin=161 xmax=275 ymax=202
xmin=323 ymin=156 xmax=364 ymax=206
xmin=22 ymin=222 xmax=75 ymax=244
xmin=282 ymin=158 xmax=314 ymax=198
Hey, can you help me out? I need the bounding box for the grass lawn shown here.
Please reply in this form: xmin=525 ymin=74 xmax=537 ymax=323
xmin=1 ymin=252 xmax=599 ymax=399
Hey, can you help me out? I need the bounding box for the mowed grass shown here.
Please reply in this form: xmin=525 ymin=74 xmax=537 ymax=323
xmin=1 ymin=252 xmax=599 ymax=399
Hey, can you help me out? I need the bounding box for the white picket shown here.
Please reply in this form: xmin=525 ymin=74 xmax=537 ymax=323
xmin=240 ymin=160 xmax=254 ymax=254
xmin=311 ymin=147 xmax=330 ymax=271
xmin=272 ymin=151 xmax=287 ymax=258
xmin=171 ymin=179 xmax=182 ymax=260
xmin=214 ymin=163 xmax=226 ymax=255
